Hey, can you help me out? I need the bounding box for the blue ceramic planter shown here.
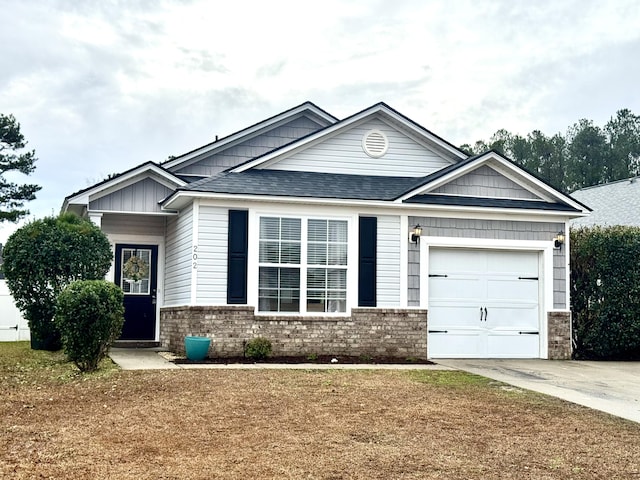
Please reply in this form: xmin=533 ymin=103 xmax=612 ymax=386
xmin=184 ymin=336 xmax=211 ymax=361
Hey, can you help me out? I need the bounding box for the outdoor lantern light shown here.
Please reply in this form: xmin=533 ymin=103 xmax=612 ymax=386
xmin=410 ymin=224 xmax=422 ymax=243
xmin=553 ymin=231 xmax=565 ymax=249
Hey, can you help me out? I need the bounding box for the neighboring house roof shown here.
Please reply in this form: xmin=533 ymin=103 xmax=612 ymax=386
xmin=571 ymin=177 xmax=640 ymax=227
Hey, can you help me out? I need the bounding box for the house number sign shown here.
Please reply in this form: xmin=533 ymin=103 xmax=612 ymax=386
xmin=193 ymin=245 xmax=198 ymax=270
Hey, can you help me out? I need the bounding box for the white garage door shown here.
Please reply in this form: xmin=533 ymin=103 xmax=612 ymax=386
xmin=428 ymin=248 xmax=540 ymax=358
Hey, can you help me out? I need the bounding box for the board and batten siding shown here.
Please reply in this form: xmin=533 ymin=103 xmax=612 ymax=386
xmin=196 ymin=206 xmax=228 ymax=304
xmin=263 ymin=118 xmax=452 ymax=177
xmin=164 ymin=205 xmax=193 ymax=306
xmin=377 ymin=215 xmax=401 ymax=306
xmin=101 ymin=214 xmax=166 ymax=237
xmin=175 ymin=116 xmax=324 ymax=177
xmin=89 ymin=177 xmax=174 ymax=213
xmin=429 ymin=165 xmax=540 ymax=200
xmin=407 ymin=217 xmax=566 ymax=309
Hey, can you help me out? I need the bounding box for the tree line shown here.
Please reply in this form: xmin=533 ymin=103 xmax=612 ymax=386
xmin=460 ymin=109 xmax=640 ymax=193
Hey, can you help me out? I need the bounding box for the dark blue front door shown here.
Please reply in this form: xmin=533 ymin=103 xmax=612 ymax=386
xmin=114 ymin=244 xmax=158 ymax=340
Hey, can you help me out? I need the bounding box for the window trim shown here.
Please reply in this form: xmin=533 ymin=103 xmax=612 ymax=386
xmin=253 ymin=212 xmax=353 ymax=316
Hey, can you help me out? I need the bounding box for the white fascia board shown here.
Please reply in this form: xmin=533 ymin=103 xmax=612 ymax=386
xmin=163 ymin=104 xmax=337 ymax=171
xmin=232 ymin=104 xmax=467 ymax=173
xmin=65 ymin=164 xmax=185 ymax=208
xmin=161 ymin=191 xmax=588 ymax=222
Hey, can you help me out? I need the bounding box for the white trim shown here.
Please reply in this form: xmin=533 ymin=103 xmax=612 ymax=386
xmin=106 ymin=233 xmax=165 ymax=342
xmin=399 ymin=215 xmax=408 ymax=307
xmin=191 ymin=199 xmax=200 ymax=304
xmin=162 ymin=191 xmax=588 ymax=220
xmin=88 ymin=209 xmax=178 ymax=216
xmin=419 ymin=236 xmax=554 ymax=359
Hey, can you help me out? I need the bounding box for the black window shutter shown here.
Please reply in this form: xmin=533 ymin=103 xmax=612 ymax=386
xmin=358 ymin=216 xmax=377 ymax=307
xmin=227 ymin=210 xmax=248 ymax=304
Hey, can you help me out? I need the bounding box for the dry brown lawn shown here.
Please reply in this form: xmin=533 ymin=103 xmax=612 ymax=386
xmin=1 ymin=343 xmax=639 ymax=479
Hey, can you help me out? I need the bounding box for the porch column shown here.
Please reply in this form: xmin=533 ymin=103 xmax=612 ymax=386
xmin=88 ymin=212 xmax=103 ymax=228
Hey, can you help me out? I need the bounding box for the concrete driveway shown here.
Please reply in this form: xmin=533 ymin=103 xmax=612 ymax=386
xmin=435 ymin=359 xmax=640 ymax=424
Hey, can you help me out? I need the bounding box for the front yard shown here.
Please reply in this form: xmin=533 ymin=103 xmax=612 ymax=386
xmin=1 ymin=342 xmax=638 ymax=479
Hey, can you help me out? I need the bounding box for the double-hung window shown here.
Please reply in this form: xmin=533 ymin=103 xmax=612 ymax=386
xmin=258 ymin=216 xmax=348 ymax=314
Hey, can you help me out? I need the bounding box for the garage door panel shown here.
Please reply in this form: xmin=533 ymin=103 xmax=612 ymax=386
xmin=430 ymin=249 xmax=487 ymax=273
xmin=486 ymin=305 xmax=539 ymax=330
xmin=429 ymin=305 xmax=485 ymax=329
xmin=487 ymin=332 xmax=539 ymax=358
xmin=486 ymin=279 xmax=538 ymax=301
xmin=429 ymin=277 xmax=483 ymax=301
xmin=428 ymin=331 xmax=485 ymax=358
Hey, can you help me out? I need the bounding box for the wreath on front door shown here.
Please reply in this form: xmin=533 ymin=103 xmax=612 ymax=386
xmin=123 ymin=255 xmax=149 ymax=282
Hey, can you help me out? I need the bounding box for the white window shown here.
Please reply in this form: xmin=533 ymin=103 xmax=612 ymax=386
xmin=258 ymin=216 xmax=348 ymax=314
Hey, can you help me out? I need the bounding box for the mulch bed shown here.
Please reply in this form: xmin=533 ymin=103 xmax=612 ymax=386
xmin=173 ymin=355 xmax=434 ymax=365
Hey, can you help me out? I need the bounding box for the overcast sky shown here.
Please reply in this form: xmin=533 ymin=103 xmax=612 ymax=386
xmin=1 ymin=0 xmax=639 ymax=243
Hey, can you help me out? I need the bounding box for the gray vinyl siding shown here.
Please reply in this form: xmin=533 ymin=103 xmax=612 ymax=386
xmin=407 ymin=217 xmax=566 ymax=309
xmin=164 ymin=205 xmax=193 ymax=306
xmin=196 ymin=206 xmax=228 ymax=304
xmin=89 ymin=177 xmax=174 ymax=213
xmin=430 ymin=165 xmax=540 ymax=200
xmin=377 ymin=215 xmax=401 ymax=307
xmin=174 ymin=116 xmax=324 ymax=177
xmin=101 ymin=214 xmax=166 ymax=237
xmin=264 ymin=118 xmax=452 ymax=177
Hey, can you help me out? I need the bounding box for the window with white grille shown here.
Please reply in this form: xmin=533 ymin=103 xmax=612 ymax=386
xmin=258 ymin=216 xmax=348 ymax=313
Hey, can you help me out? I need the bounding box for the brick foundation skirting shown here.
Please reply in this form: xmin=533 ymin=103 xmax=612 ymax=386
xmin=547 ymin=311 xmax=572 ymax=360
xmin=160 ymin=306 xmax=428 ymax=360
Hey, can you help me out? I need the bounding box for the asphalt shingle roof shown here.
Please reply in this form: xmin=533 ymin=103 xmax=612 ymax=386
xmin=183 ymin=169 xmax=427 ymax=201
xmin=571 ymin=177 xmax=640 ymax=226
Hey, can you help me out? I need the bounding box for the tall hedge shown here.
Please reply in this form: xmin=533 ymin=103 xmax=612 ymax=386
xmin=571 ymin=226 xmax=640 ymax=359
xmin=2 ymin=213 xmax=112 ymax=350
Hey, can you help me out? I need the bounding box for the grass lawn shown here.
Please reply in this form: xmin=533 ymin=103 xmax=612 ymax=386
xmin=1 ymin=342 xmax=639 ymax=479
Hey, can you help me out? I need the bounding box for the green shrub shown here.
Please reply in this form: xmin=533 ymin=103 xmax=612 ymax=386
xmin=244 ymin=337 xmax=272 ymax=361
xmin=571 ymin=226 xmax=640 ymax=359
xmin=2 ymin=213 xmax=112 ymax=350
xmin=56 ymin=280 xmax=125 ymax=372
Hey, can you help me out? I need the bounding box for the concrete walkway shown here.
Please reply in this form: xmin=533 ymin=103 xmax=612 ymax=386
xmin=437 ymin=359 xmax=640 ymax=424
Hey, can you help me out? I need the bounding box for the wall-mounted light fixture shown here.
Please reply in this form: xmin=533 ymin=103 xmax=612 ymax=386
xmin=553 ymin=231 xmax=565 ymax=249
xmin=410 ymin=224 xmax=422 ymax=244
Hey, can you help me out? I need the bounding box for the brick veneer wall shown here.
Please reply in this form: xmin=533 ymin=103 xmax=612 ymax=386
xmin=160 ymin=306 xmax=428 ymax=360
xmin=547 ymin=311 xmax=572 ymax=360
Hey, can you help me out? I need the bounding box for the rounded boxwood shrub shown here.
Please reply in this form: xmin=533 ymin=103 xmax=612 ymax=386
xmin=244 ymin=337 xmax=272 ymax=361
xmin=56 ymin=280 xmax=125 ymax=372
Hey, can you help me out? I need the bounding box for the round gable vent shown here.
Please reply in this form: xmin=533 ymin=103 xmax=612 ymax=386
xmin=362 ymin=129 xmax=389 ymax=158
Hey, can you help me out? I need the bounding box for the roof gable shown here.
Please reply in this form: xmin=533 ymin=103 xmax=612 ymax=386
xmin=63 ymin=162 xmax=185 ymax=215
xmin=163 ymin=102 xmax=337 ymax=176
xmin=399 ymin=151 xmax=589 ymax=213
xmin=230 ymin=103 xmax=468 ymax=174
